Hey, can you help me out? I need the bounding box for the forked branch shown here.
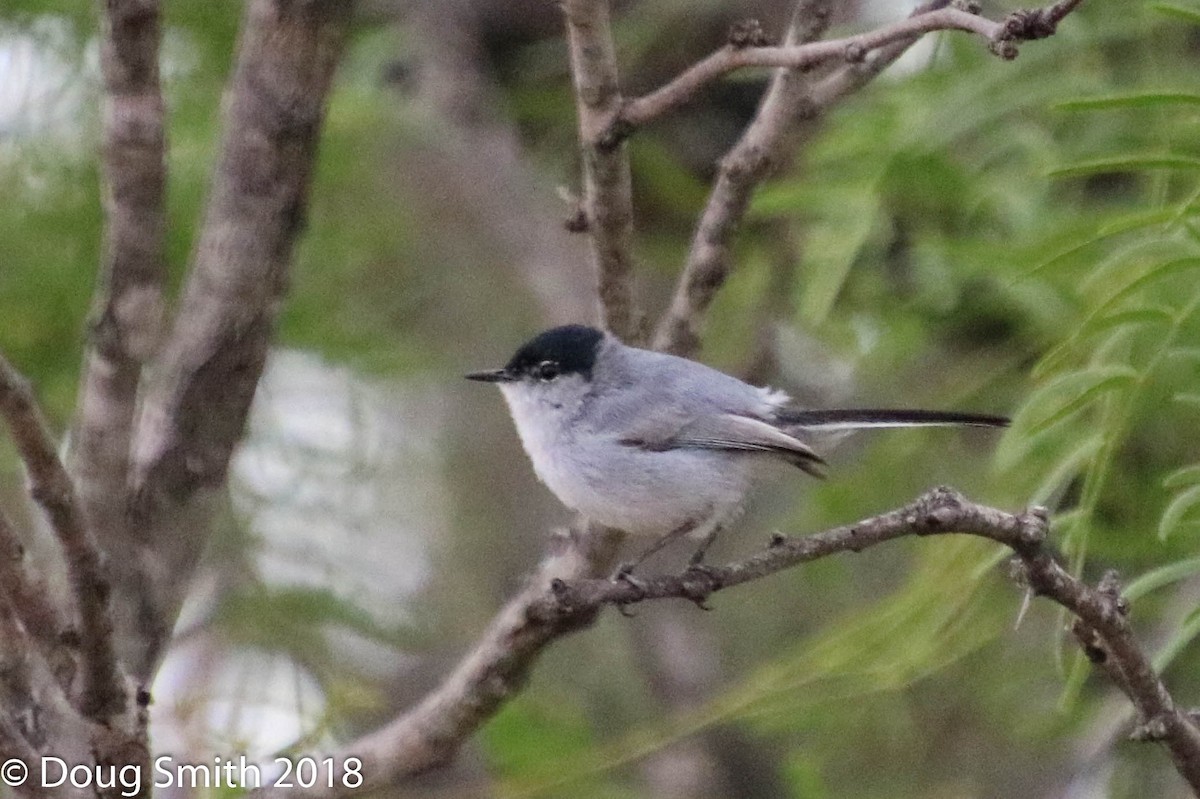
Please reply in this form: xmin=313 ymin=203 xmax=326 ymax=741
xmin=562 ymin=0 xmax=644 ymax=343
xmin=622 ymin=0 xmax=1085 ymax=139
xmin=652 ymin=0 xmax=1086 ymax=355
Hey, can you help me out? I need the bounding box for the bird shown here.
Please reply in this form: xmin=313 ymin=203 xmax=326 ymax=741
xmin=467 ymin=324 xmax=1007 ymax=575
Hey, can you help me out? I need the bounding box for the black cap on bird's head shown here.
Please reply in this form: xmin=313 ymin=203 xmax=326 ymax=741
xmin=465 ymin=324 xmax=605 ymax=384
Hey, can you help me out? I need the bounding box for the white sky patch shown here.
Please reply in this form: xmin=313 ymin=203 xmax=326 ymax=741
xmin=154 ymin=350 xmax=450 ymax=763
xmin=231 ymin=348 xmax=445 ymax=623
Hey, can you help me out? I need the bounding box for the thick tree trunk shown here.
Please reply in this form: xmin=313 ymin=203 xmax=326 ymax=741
xmin=72 ymin=0 xmax=168 ymax=593
xmin=119 ymin=0 xmax=355 ymax=680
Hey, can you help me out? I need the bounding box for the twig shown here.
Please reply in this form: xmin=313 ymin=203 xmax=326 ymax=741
xmin=651 ymin=0 xmax=833 ymax=356
xmin=0 ymin=355 xmax=125 ymax=721
xmin=255 ymin=488 xmax=1200 ymax=797
xmin=647 ymin=0 xmax=1085 ymax=355
xmin=531 ymin=488 xmax=1038 ymax=610
xmin=624 ymin=0 xmax=1083 ymax=136
xmin=562 ymin=0 xmax=644 ymax=343
xmin=652 ymin=0 xmax=954 ymax=356
xmin=808 ymin=0 xmax=953 ymax=107
xmin=1053 ymin=574 xmax=1200 ymax=787
xmin=532 ymin=488 xmax=1200 ymax=793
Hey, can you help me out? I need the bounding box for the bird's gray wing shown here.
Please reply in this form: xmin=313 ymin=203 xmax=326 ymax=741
xmin=616 ymin=409 xmax=825 ymax=477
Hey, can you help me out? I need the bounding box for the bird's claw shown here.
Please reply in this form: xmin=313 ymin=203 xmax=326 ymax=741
xmin=682 ymin=563 xmax=717 ymax=610
xmin=611 ymin=563 xmax=647 ymax=616
xmin=612 ymin=562 xmax=650 ymax=587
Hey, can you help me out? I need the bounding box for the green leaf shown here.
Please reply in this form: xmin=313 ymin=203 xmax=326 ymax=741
xmin=1164 ymin=464 xmax=1200 ymax=490
xmin=799 ymin=193 xmax=881 ymax=325
xmin=1017 ymin=366 xmax=1138 ymax=438
xmin=1153 ymin=608 xmax=1200 ymax=672
xmin=1055 ymin=92 xmax=1200 ymax=112
xmin=1150 ymin=1 xmax=1200 ymax=24
xmin=1159 ymin=485 xmax=1200 ymax=540
xmin=1019 ymin=208 xmax=1176 ymax=280
xmin=1034 ymin=305 xmax=1175 ymax=379
xmin=484 ymin=697 xmax=598 ymax=781
xmin=1075 ymin=236 xmax=1193 ymax=297
xmin=1049 ymin=155 xmax=1200 ymax=178
xmin=1088 ymin=305 xmax=1176 ymax=335
xmin=1030 ymin=434 xmax=1104 ymax=505
xmin=1166 ymin=347 xmax=1200 ymax=364
xmin=1126 ymin=557 xmax=1200 ymax=601
xmin=1173 ymin=393 xmax=1200 ymax=409
xmin=1031 ymin=340 xmax=1086 ymax=382
xmin=1086 ymin=257 xmax=1200 ymax=326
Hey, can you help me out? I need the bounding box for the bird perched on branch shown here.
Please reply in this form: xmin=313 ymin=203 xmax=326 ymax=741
xmin=468 ymin=324 xmax=1007 ymax=576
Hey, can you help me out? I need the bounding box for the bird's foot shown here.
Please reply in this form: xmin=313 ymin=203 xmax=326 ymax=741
xmin=681 ymin=563 xmax=717 ymax=610
xmin=611 ymin=561 xmax=644 ymax=585
xmin=611 ymin=563 xmax=647 ymax=616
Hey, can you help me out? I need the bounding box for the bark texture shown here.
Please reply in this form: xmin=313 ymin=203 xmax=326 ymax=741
xmin=72 ymin=0 xmax=168 ymax=588
xmin=123 ymin=0 xmax=356 ymax=679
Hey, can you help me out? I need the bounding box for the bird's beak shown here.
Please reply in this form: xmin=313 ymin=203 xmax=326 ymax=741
xmin=465 ymin=368 xmax=518 ymax=383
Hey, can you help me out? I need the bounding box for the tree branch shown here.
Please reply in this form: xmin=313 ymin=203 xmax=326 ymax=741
xmin=0 ymin=355 xmax=125 ymax=721
xmin=252 ymin=525 xmax=624 ymax=799
xmin=562 ymin=0 xmax=644 ymax=343
xmin=256 ymin=487 xmax=1200 ymax=797
xmin=807 ymin=0 xmax=948 ymax=107
xmin=0 ymin=507 xmax=75 ymax=687
xmin=0 ymin=596 xmax=61 ymax=799
xmin=0 ymin=709 xmax=40 ymax=799
xmin=533 ymin=488 xmax=1038 ymax=610
xmin=533 ymin=487 xmax=1200 ymax=793
xmin=648 ymin=0 xmax=1085 ymax=357
xmin=123 ymin=0 xmax=355 ymax=679
xmin=70 ymin=0 xmax=168 ymax=609
xmin=652 ymin=0 xmax=837 ymax=356
xmin=624 ymin=0 xmax=1083 ymax=136
xmin=647 ymin=0 xmax=1085 ymax=357
xmin=0 ymin=592 xmax=98 ymax=799
xmin=0 ymin=593 xmax=38 ymax=741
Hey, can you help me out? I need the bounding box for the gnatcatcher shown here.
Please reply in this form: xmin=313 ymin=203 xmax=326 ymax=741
xmin=467 ymin=324 xmax=1006 ymax=574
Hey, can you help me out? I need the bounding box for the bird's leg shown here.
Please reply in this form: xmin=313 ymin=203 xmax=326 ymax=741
xmin=687 ymin=524 xmax=723 ymax=568
xmin=611 ymin=519 xmax=698 ymax=584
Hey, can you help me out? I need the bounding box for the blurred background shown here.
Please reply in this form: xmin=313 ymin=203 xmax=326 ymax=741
xmin=3 ymin=0 xmax=1200 ymax=796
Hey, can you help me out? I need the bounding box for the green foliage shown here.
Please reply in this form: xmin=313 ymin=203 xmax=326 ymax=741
xmin=1006 ymin=96 xmax=1200 ymax=562
xmin=214 ymin=584 xmax=413 ymax=668
xmin=745 ymin=0 xmax=1200 ymax=600
xmin=644 ymin=1 xmax=1200 ymax=794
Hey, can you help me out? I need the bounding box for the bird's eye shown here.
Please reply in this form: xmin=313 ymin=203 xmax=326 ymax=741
xmin=535 ymin=361 xmax=560 ymax=381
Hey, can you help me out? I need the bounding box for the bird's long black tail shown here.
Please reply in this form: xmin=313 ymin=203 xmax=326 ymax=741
xmin=777 ymin=408 xmax=1010 ymax=431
